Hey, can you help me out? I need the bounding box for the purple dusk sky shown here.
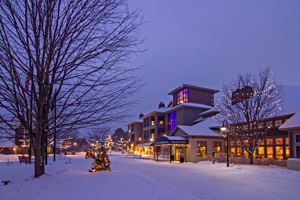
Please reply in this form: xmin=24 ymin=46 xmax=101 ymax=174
xmin=120 ymin=0 xmax=300 ymax=128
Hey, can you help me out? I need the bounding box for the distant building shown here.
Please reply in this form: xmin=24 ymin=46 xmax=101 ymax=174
xmin=126 ymin=84 xmax=221 ymax=162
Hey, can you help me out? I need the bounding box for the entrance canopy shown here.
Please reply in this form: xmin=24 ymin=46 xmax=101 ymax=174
xmin=136 ymin=142 xmax=153 ymax=147
xmin=156 ymin=136 xmax=188 ymax=145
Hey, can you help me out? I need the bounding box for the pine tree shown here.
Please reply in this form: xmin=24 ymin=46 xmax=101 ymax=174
xmin=85 ymin=147 xmax=95 ymax=159
xmin=89 ymin=146 xmax=111 ymax=172
xmin=117 ymin=138 xmax=128 ymax=154
xmin=104 ymin=135 xmax=114 ymax=153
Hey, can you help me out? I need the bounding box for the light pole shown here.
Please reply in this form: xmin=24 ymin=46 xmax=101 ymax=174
xmin=221 ymin=120 xmax=229 ymax=167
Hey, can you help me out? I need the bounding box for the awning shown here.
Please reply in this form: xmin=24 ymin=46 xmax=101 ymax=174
xmin=156 ymin=136 xmax=188 ymax=145
xmin=136 ymin=142 xmax=153 ymax=147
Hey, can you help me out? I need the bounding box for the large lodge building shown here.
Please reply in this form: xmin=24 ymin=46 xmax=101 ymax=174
xmin=126 ymin=84 xmax=300 ymax=163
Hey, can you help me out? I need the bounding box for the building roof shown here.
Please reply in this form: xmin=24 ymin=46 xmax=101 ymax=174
xmin=0 ymin=140 xmax=17 ymax=147
xmin=136 ymin=142 xmax=153 ymax=147
xmin=279 ymin=113 xmax=300 ymax=130
xmin=194 ymin=108 xmax=219 ymax=123
xmin=127 ymin=120 xmax=143 ymax=126
xmin=173 ymin=118 xmax=223 ymax=137
xmin=140 ymin=102 xmax=213 ymax=119
xmin=168 ymin=84 xmax=219 ymax=95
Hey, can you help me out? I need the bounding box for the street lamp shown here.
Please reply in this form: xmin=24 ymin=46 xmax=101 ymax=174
xmin=221 ymin=120 xmax=229 ymax=167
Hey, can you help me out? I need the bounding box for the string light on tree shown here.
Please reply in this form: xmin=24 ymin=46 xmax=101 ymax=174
xmin=214 ymin=67 xmax=283 ymax=164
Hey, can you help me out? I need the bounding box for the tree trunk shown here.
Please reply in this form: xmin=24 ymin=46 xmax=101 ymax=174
xmin=249 ymin=140 xmax=254 ymax=164
xmin=34 ymin=130 xmax=45 ymax=177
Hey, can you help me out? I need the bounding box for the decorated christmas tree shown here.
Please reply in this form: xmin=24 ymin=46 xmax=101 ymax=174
xmin=89 ymin=146 xmax=111 ymax=172
xmin=117 ymin=138 xmax=128 ymax=154
xmin=85 ymin=147 xmax=95 ymax=159
xmin=104 ymin=135 xmax=114 ymax=153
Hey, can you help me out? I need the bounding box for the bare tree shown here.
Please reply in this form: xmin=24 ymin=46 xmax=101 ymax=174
xmin=215 ymin=67 xmax=283 ymax=164
xmin=87 ymin=125 xmax=111 ymax=142
xmin=0 ymin=0 xmax=143 ymax=177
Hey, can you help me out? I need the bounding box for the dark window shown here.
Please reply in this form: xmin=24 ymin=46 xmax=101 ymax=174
xmin=296 ymin=146 xmax=300 ymax=158
xmin=130 ymin=124 xmax=135 ymax=132
xmin=144 ymin=118 xmax=149 ymax=127
xmin=158 ymin=128 xmax=165 ymax=133
xmin=144 ymin=130 xmax=150 ymax=139
xmin=296 ymin=135 xmax=300 ymax=143
xmin=158 ymin=116 xmax=165 ymax=125
xmin=130 ymin=134 xmax=135 ymax=141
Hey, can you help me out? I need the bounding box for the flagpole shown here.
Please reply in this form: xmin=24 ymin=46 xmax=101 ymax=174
xmin=53 ymin=89 xmax=57 ymax=161
xmin=29 ymin=64 xmax=33 ymax=161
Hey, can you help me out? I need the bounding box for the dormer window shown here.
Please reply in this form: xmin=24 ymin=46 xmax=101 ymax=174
xmin=177 ymin=89 xmax=188 ymax=105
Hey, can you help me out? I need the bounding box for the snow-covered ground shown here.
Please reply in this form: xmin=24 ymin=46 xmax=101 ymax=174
xmin=1 ymin=152 xmax=300 ymax=200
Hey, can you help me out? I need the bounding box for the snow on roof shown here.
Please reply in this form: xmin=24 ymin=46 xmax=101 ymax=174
xmin=164 ymin=136 xmax=186 ymax=141
xmin=141 ymin=102 xmax=212 ymax=119
xmin=199 ymin=108 xmax=218 ymax=116
xmin=168 ymin=84 xmax=219 ymax=95
xmin=166 ymin=102 xmax=212 ymax=113
xmin=194 ymin=108 xmax=219 ymax=123
xmin=279 ymin=113 xmax=300 ymax=130
xmin=0 ymin=140 xmax=17 ymax=147
xmin=136 ymin=142 xmax=153 ymax=147
xmin=176 ymin=118 xmax=223 ymax=137
xmin=127 ymin=120 xmax=143 ymax=125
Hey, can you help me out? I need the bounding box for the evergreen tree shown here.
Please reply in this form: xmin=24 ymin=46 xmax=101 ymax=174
xmin=104 ymin=135 xmax=114 ymax=153
xmin=89 ymin=147 xmax=111 ymax=172
xmin=85 ymin=147 xmax=95 ymax=159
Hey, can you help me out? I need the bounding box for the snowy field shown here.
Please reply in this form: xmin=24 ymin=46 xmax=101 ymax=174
xmin=1 ymin=152 xmax=300 ymax=200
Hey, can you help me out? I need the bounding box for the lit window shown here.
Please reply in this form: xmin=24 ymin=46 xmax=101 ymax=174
xmin=266 ymin=147 xmax=273 ymax=159
xmin=258 ymin=147 xmax=264 ymax=158
xmin=177 ymin=89 xmax=189 ymax=105
xmin=275 ymin=120 xmax=282 ymax=127
xmin=213 ymin=142 xmax=221 ymax=153
xmin=197 ymin=141 xmax=207 ymax=158
xmin=266 ymin=121 xmax=273 ymax=128
xmin=266 ymin=138 xmax=273 ymax=145
xmin=275 ymin=146 xmax=283 ymax=159
xmin=286 ymin=146 xmax=290 ymax=158
xmin=258 ymin=122 xmax=264 ymax=129
xmin=230 ymin=147 xmax=236 ymax=155
xmin=275 ymin=138 xmax=283 ymax=145
xmin=285 ymin=137 xmax=289 ymax=145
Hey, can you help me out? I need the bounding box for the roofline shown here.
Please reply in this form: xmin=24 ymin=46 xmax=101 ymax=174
xmin=140 ymin=103 xmax=212 ymax=120
xmin=210 ymin=113 xmax=295 ymax=129
xmin=140 ymin=110 xmax=166 ymax=119
xmin=127 ymin=121 xmax=143 ymax=126
xmin=186 ymin=135 xmax=224 ymax=139
xmin=166 ymin=102 xmax=211 ymax=114
xmin=279 ymin=126 xmax=300 ymax=131
xmin=168 ymin=84 xmax=219 ymax=95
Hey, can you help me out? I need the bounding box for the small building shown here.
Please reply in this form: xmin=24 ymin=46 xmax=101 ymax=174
xmin=168 ymin=117 xmax=224 ymax=163
xmin=279 ymin=113 xmax=300 ymax=158
xmin=0 ymin=140 xmax=18 ymax=154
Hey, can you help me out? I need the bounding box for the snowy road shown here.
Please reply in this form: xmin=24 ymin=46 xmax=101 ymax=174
xmin=0 ymin=153 xmax=300 ymax=200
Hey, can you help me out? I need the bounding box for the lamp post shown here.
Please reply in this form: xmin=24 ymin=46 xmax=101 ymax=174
xmin=221 ymin=120 xmax=229 ymax=167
